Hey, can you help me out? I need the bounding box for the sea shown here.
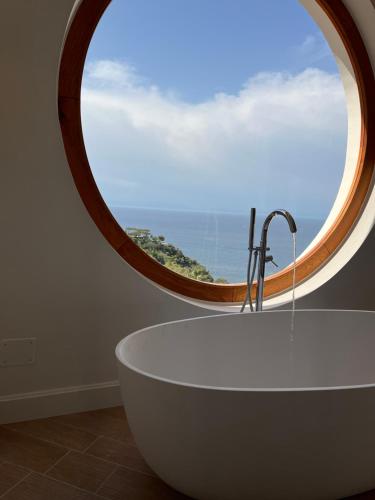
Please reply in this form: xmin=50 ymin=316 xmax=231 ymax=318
xmin=111 ymin=206 xmax=324 ymax=283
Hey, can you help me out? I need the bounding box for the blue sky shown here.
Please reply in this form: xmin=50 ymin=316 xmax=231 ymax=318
xmin=82 ymin=0 xmax=347 ymax=218
xmin=87 ymin=0 xmax=337 ymax=102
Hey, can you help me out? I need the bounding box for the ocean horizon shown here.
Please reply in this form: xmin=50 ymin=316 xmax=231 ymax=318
xmin=111 ymin=206 xmax=324 ymax=283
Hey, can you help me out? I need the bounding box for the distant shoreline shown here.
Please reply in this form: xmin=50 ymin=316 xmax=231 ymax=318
xmin=110 ymin=205 xmax=324 ymax=283
xmin=109 ymin=205 xmax=324 ymax=221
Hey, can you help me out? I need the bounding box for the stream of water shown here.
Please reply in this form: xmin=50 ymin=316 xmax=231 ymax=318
xmin=289 ymin=233 xmax=297 ymax=384
xmin=290 ymin=232 xmax=297 ymax=334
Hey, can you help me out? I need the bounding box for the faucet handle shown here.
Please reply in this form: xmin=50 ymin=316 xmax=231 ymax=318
xmin=265 ymin=255 xmax=279 ymax=267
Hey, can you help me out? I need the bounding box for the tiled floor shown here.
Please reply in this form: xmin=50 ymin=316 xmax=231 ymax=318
xmin=0 ymin=407 xmax=188 ymax=500
xmin=0 ymin=406 xmax=375 ymax=500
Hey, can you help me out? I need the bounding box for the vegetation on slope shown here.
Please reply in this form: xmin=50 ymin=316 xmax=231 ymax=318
xmin=127 ymin=227 xmax=228 ymax=283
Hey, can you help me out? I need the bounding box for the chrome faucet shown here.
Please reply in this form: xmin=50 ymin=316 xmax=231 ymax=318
xmin=241 ymin=209 xmax=297 ymax=313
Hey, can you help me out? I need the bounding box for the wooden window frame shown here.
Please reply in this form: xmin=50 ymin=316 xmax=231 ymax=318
xmin=58 ymin=0 xmax=375 ymax=303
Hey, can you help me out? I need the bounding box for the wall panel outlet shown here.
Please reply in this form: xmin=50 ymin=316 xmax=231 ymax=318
xmin=0 ymin=338 xmax=36 ymax=367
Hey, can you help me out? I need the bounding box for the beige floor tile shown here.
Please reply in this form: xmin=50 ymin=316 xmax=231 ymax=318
xmin=85 ymin=436 xmax=153 ymax=475
xmin=47 ymin=450 xmax=115 ymax=492
xmin=1 ymin=472 xmax=99 ymax=500
xmin=0 ymin=462 xmax=30 ymax=496
xmin=52 ymin=409 xmax=132 ymax=442
xmin=98 ymin=466 xmax=190 ymax=500
xmin=0 ymin=427 xmax=67 ymax=473
xmin=5 ymin=418 xmax=97 ymax=451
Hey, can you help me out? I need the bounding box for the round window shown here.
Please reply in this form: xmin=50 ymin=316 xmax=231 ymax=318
xmin=59 ymin=0 xmax=374 ymax=303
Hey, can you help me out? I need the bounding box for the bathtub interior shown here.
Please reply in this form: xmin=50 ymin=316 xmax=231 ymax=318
xmin=117 ymin=310 xmax=375 ymax=390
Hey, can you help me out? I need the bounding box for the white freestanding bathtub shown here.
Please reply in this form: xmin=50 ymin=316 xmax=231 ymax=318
xmin=116 ymin=310 xmax=375 ymax=500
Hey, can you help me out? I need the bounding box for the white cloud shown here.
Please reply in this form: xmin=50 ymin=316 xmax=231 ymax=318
xmin=295 ymin=33 xmax=331 ymax=64
xmin=81 ymin=60 xmax=347 ymax=216
xmin=85 ymin=60 xmax=141 ymax=88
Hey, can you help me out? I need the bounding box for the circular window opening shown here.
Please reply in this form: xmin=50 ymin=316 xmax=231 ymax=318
xmin=59 ymin=0 xmax=374 ymax=304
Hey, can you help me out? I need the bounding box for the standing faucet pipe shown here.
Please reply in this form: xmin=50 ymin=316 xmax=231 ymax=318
xmin=240 ymin=208 xmax=256 ymax=312
xmin=255 ymin=210 xmax=297 ymax=311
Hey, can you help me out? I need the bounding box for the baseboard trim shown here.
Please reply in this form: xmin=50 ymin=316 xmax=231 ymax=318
xmin=0 ymin=380 xmax=122 ymax=424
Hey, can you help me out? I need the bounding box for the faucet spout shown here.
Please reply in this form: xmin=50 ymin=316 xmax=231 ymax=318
xmin=261 ymin=210 xmax=297 ymax=237
xmin=255 ymin=210 xmax=297 ymax=311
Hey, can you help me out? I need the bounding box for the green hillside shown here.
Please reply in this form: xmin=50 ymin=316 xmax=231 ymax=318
xmin=127 ymin=227 xmax=228 ymax=284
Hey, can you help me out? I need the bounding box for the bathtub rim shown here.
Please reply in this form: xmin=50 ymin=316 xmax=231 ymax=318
xmin=115 ymin=309 xmax=375 ymax=393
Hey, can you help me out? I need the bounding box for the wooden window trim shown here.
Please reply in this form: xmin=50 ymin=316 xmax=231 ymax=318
xmin=58 ymin=0 xmax=375 ymax=303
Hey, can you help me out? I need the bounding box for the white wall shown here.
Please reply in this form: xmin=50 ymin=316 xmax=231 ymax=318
xmin=0 ymin=0 xmax=374 ymax=421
